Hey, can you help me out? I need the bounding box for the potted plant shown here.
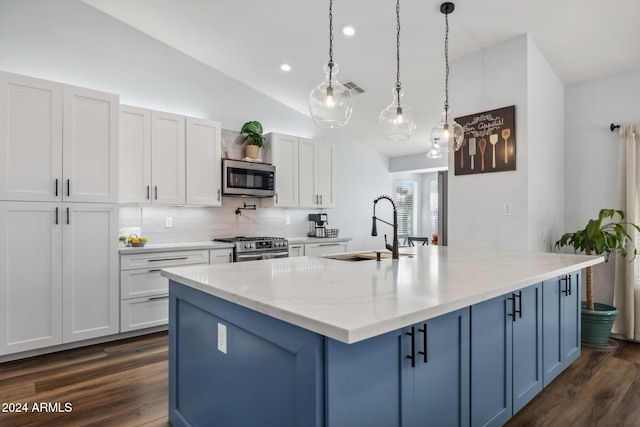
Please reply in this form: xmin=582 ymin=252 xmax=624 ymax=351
xmin=555 ymin=208 xmax=640 ymax=346
xmin=240 ymin=120 xmax=264 ymax=159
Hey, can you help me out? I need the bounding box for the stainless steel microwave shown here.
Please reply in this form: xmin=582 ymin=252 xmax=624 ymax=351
xmin=222 ymin=159 xmax=276 ymax=198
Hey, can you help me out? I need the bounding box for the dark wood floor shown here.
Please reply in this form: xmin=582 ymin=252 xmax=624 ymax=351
xmin=1 ymin=332 xmax=640 ymax=427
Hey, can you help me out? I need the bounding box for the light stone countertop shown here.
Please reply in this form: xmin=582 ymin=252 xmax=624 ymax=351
xmin=119 ymin=241 xmax=235 ymax=254
xmin=287 ymin=237 xmax=352 ymax=245
xmin=161 ymin=245 xmax=603 ymax=344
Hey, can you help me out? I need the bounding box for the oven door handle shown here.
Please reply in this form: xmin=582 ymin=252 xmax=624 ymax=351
xmin=236 ymin=253 xmax=265 ymax=262
xmin=267 ymin=251 xmax=290 ymax=259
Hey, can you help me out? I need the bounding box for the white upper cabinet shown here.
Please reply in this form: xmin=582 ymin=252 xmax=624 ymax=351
xmin=119 ymin=105 xmax=152 ymax=204
xmin=63 ymin=85 xmax=119 ymax=203
xmin=151 ymin=111 xmax=186 ymax=205
xmin=0 ymin=72 xmax=63 ymax=202
xmin=299 ymin=139 xmax=336 ymax=208
xmin=186 ymin=117 xmax=222 ymax=206
xmin=0 ymin=71 xmax=118 ymax=203
xmin=267 ymin=133 xmax=299 ymax=208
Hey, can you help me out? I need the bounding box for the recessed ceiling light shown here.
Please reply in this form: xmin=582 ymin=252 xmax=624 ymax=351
xmin=279 ymin=63 xmax=292 ymax=72
xmin=342 ymin=25 xmax=356 ymax=37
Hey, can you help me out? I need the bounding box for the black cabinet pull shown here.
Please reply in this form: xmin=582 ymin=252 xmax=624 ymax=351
xmin=55 ymin=207 xmax=59 ymax=225
xmin=508 ymin=294 xmax=517 ymax=322
xmin=561 ymin=276 xmax=569 ymax=296
xmin=516 ymin=291 xmax=522 ymax=318
xmin=66 ymin=207 xmax=70 ymax=225
xmin=146 ymin=185 xmax=150 ymax=200
xmin=418 ymin=324 xmax=427 ymax=363
xmin=154 ymin=186 xmax=158 ymax=200
xmin=406 ymin=326 xmax=415 ymax=368
xmin=66 ymin=179 xmax=70 ymax=197
xmin=218 ymin=189 xmax=221 ymax=202
xmin=568 ymin=275 xmax=572 ymax=296
xmin=55 ymin=178 xmax=59 ymax=197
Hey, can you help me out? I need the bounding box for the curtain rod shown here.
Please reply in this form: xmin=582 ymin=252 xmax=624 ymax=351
xmin=610 ymin=123 xmax=621 ymax=132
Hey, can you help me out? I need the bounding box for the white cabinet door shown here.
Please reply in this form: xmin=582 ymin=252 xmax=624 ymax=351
xmin=186 ymin=117 xmax=222 ymax=206
xmin=119 ymin=105 xmax=151 ymax=204
xmin=288 ymin=244 xmax=304 ymax=257
xmin=62 ymin=203 xmax=119 ymax=343
xmin=0 ymin=202 xmax=63 ymax=355
xmin=210 ymin=248 xmax=233 ymax=264
xmin=270 ymin=133 xmax=299 ymax=207
xmin=63 ymin=85 xmax=119 ymax=203
xmin=0 ymin=72 xmax=63 ymax=202
xmin=317 ymin=142 xmax=336 ymax=208
xmin=298 ymin=137 xmax=319 ymax=208
xmin=151 ymin=111 xmax=185 ymax=205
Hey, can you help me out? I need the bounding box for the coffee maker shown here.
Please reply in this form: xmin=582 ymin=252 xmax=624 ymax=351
xmin=308 ymin=213 xmax=328 ymax=238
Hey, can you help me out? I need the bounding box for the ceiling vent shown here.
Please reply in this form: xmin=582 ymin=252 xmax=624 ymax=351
xmin=343 ymin=80 xmax=366 ymax=96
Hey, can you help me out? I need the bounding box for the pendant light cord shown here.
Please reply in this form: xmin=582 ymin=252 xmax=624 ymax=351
xmin=395 ymin=0 xmax=402 ymax=104
xmin=328 ymin=0 xmax=334 ymax=87
xmin=443 ymin=10 xmax=450 ymax=122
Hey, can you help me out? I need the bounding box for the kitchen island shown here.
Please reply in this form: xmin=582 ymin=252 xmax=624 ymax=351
xmin=162 ymin=246 xmax=602 ymax=427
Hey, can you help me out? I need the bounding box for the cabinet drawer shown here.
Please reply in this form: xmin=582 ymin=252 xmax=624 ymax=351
xmin=120 ymin=295 xmax=168 ymax=332
xmin=121 ymin=269 xmax=168 ymax=299
xmin=120 ymin=249 xmax=209 ymax=270
xmin=305 ymin=242 xmax=348 ymax=257
xmin=209 ymin=248 xmax=233 ymax=264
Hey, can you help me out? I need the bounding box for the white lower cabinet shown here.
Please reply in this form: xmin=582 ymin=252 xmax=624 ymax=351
xmin=305 ymin=241 xmax=349 ymax=257
xmin=288 ymin=244 xmax=304 ymax=257
xmin=0 ymin=202 xmax=118 ymax=355
xmin=119 ymin=248 xmax=232 ymax=332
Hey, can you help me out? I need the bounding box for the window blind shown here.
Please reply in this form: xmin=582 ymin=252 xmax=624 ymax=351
xmin=430 ymin=179 xmax=439 ymax=234
xmin=395 ymin=180 xmax=417 ymax=238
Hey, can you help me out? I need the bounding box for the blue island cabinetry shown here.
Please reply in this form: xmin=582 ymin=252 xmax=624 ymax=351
xmin=168 ymin=270 xmax=582 ymax=427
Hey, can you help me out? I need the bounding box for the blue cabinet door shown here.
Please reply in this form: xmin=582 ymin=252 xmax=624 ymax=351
xmin=542 ymin=276 xmax=563 ymax=386
xmin=512 ymin=283 xmax=542 ymax=414
xmin=169 ymin=281 xmax=324 ymax=427
xmin=471 ymin=294 xmax=513 ymax=427
xmin=542 ymin=273 xmax=581 ymax=387
xmin=410 ymin=308 xmax=470 ymax=427
xmin=325 ymin=329 xmax=405 ymax=427
xmin=563 ymin=272 xmax=581 ymax=365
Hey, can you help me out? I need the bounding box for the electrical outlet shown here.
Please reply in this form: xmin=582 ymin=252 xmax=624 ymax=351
xmin=285 ymin=216 xmax=291 ymax=226
xmin=217 ymin=323 xmax=227 ymax=354
xmin=504 ymin=203 xmax=512 ymax=216
xmin=165 ymin=217 xmax=173 ymax=228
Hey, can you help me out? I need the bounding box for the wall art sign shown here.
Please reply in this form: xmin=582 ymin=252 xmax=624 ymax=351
xmin=454 ymin=105 xmax=516 ymax=175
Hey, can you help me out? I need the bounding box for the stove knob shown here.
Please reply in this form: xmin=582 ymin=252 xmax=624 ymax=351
xmin=275 ymin=242 xmax=281 ymax=247
xmin=245 ymin=243 xmax=250 ymax=249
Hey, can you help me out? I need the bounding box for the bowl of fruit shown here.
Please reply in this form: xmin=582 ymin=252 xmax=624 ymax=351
xmin=127 ymin=235 xmax=148 ymax=247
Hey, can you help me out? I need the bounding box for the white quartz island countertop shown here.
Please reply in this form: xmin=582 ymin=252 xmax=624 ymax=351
xmin=161 ymin=246 xmax=603 ymax=344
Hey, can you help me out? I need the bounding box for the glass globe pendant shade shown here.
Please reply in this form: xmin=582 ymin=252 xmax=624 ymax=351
xmin=426 ymin=137 xmax=443 ymax=159
xmin=309 ymin=62 xmax=353 ymax=128
xmin=430 ymin=109 xmax=464 ymax=152
xmin=379 ymin=87 xmax=416 ymax=141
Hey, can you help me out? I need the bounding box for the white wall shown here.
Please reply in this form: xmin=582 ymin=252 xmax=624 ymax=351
xmin=526 ymin=35 xmax=565 ymax=252
xmin=0 ymin=0 xmax=391 ymax=251
xmin=565 ymin=67 xmax=640 ymax=305
xmin=448 ymin=36 xmax=529 ymax=250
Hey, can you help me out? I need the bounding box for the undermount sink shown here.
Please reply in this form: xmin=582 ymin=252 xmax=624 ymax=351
xmin=325 ymin=252 xmax=413 ymax=262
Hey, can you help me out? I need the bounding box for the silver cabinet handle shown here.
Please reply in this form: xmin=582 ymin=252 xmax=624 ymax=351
xmin=318 ymin=243 xmax=340 ymax=247
xmin=148 ymin=295 xmax=169 ymax=301
xmin=217 ymin=189 xmax=221 ymax=201
xmin=148 ymin=257 xmax=189 ymax=262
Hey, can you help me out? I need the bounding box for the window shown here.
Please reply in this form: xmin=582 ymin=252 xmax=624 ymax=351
xmin=430 ymin=179 xmax=439 ymax=235
xmin=395 ymin=180 xmax=417 ymax=239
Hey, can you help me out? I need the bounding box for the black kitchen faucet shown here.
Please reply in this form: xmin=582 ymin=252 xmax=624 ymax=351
xmin=371 ymin=195 xmax=400 ymax=259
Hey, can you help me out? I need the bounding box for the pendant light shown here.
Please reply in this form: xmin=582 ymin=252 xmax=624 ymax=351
xmin=379 ymin=0 xmax=416 ymax=141
xmin=429 ymin=2 xmax=463 ymax=155
xmin=309 ymin=0 xmax=353 ymax=128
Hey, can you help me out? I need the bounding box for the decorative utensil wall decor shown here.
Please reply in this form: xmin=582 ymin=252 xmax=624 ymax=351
xmin=454 ymin=105 xmax=516 ymax=175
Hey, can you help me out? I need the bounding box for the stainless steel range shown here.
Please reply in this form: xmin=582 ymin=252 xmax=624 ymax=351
xmin=213 ymin=236 xmax=289 ymax=262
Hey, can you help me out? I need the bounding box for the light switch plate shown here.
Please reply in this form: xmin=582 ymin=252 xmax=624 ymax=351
xmin=165 ymin=217 xmax=173 ymax=228
xmin=217 ymin=323 xmax=227 ymax=354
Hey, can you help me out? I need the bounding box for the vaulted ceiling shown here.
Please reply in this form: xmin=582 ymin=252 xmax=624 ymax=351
xmin=84 ymin=0 xmax=640 ymax=157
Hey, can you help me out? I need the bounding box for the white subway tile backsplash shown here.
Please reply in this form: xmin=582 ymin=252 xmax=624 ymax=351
xmin=119 ymin=201 xmax=312 ymax=243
